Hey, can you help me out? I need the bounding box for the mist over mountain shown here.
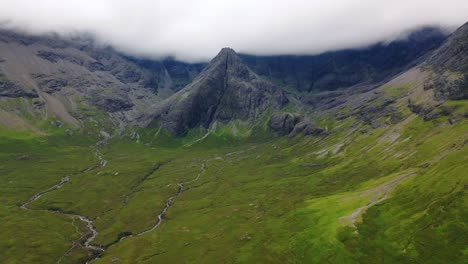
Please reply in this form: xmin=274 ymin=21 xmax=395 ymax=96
xmin=1 ymin=0 xmax=467 ymax=61
xmin=0 ymin=4 xmax=466 ymax=264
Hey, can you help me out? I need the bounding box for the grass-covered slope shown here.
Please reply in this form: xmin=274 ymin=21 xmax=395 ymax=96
xmin=0 ymin=93 xmax=466 ymax=263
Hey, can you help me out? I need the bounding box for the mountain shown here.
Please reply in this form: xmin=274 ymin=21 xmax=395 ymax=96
xmin=0 ymin=26 xmax=449 ymax=133
xmin=0 ymin=29 xmax=205 ymax=130
xmin=0 ymin=22 xmax=466 ymax=264
xmin=424 ymin=22 xmax=468 ymax=100
xmin=240 ymin=27 xmax=447 ymax=92
xmin=146 ymin=48 xmax=288 ymax=136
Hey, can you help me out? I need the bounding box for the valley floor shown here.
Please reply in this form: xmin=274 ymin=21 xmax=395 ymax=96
xmin=0 ymin=109 xmax=467 ymax=263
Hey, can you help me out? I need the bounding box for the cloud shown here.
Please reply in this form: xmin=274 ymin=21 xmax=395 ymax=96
xmin=0 ymin=0 xmax=466 ymax=62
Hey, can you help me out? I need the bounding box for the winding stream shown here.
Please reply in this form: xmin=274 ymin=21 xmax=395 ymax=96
xmin=118 ymin=163 xmax=206 ymax=241
xmin=21 ymin=141 xmax=252 ymax=263
xmin=20 ymin=141 xmax=108 ymax=263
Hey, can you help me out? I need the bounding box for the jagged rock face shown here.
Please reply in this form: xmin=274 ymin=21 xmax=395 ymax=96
xmin=0 ymin=29 xmax=176 ymax=126
xmin=427 ymin=22 xmax=468 ymax=73
xmin=425 ymin=22 xmax=468 ymax=100
xmin=151 ymin=48 xmax=288 ymax=136
xmin=240 ymin=27 xmax=447 ymax=92
xmin=0 ymin=73 xmax=38 ymax=98
xmin=268 ymin=112 xmax=301 ymax=135
xmin=424 ymin=75 xmax=468 ymax=100
xmin=268 ymin=112 xmax=323 ymax=137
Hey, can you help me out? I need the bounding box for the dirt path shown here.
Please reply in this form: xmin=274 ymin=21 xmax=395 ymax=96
xmin=340 ymin=170 xmax=417 ymax=227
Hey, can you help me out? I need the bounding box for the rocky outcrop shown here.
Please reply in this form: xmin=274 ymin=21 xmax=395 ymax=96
xmin=427 ymin=22 xmax=468 ymax=73
xmin=268 ymin=112 xmax=323 ymax=137
xmin=33 ymin=74 xmax=68 ymax=93
xmin=149 ymin=48 xmax=288 ymax=136
xmin=424 ymin=22 xmax=468 ymax=100
xmin=0 ymin=74 xmax=38 ymax=98
xmin=88 ymin=89 xmax=134 ymax=113
xmin=423 ymin=74 xmax=468 ymax=100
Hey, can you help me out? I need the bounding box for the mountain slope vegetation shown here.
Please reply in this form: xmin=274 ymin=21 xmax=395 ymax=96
xmin=0 ymin=23 xmax=466 ymax=264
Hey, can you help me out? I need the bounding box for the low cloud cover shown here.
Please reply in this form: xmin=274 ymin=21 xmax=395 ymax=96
xmin=0 ymin=0 xmax=467 ymax=62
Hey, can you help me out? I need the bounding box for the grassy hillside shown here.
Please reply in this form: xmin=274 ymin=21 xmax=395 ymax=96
xmin=0 ymin=97 xmax=466 ymax=263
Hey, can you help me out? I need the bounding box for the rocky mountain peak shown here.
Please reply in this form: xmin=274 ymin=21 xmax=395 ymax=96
xmin=207 ymin=47 xmax=240 ymax=68
xmin=148 ymin=48 xmax=288 ymax=136
xmin=201 ymin=47 xmax=252 ymax=82
xmin=215 ymin=47 xmax=238 ymax=59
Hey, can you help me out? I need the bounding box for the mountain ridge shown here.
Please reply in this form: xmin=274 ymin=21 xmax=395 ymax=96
xmin=145 ymin=47 xmax=288 ymax=136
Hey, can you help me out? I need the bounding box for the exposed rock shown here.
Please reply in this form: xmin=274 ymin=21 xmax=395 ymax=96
xmin=433 ymin=75 xmax=468 ymax=100
xmin=406 ymin=98 xmax=454 ymax=121
xmin=51 ymin=120 xmax=62 ymax=127
xmin=426 ymin=22 xmax=468 ymax=73
xmin=424 ymin=22 xmax=468 ymax=100
xmin=0 ymin=75 xmax=38 ymax=98
xmin=100 ymin=130 xmax=110 ymax=138
xmin=357 ymin=97 xmax=404 ymax=127
xmin=301 ymin=90 xmax=347 ymax=110
xmin=241 ymin=26 xmax=447 ymax=92
xmin=86 ymin=61 xmax=106 ymax=72
xmin=32 ymin=98 xmax=45 ymax=108
xmin=34 ymin=74 xmax=68 ymax=93
xmin=0 ymin=29 xmax=39 ymax=45
xmin=149 ymin=48 xmax=288 ymax=136
xmin=268 ymin=112 xmax=323 ymax=137
xmin=90 ymin=96 xmax=134 ymax=113
xmin=289 ymin=119 xmax=324 ymax=137
xmin=268 ymin=112 xmax=300 ymax=135
xmin=36 ymin=50 xmax=68 ymax=63
xmin=65 ymin=129 xmax=74 ymax=136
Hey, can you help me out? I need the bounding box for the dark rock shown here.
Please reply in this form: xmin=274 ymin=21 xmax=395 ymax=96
xmin=32 ymin=99 xmax=45 ymax=108
xmin=86 ymin=61 xmax=106 ymax=72
xmin=90 ymin=94 xmax=134 ymax=112
xmin=426 ymin=22 xmax=468 ymax=73
xmin=0 ymin=75 xmax=38 ymax=98
xmin=420 ymin=163 xmax=431 ymax=168
xmin=407 ymin=99 xmax=457 ymax=121
xmin=36 ymin=50 xmax=84 ymax=65
xmin=51 ymin=120 xmax=62 ymax=127
xmin=0 ymin=30 xmax=39 ymax=45
xmin=36 ymin=50 xmax=65 ymax=63
xmin=408 ymin=99 xmax=437 ymax=120
xmin=268 ymin=112 xmax=300 ymax=135
xmin=111 ymin=66 xmax=142 ymax=83
xmin=301 ymin=90 xmax=347 ymax=110
xmin=268 ymin=112 xmax=323 ymax=137
xmin=36 ymin=76 xmax=68 ymax=93
xmin=432 ymin=74 xmax=468 ymax=100
xmin=241 ymin=26 xmax=447 ymax=93
xmin=357 ymin=98 xmax=403 ymax=126
xmin=150 ymin=48 xmax=288 ymax=136
xmin=289 ymin=120 xmax=324 ymax=137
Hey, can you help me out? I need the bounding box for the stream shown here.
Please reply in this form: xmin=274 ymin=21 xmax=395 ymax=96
xmin=20 ymin=141 xmax=252 ymax=263
xmin=20 ymin=140 xmax=108 ymax=263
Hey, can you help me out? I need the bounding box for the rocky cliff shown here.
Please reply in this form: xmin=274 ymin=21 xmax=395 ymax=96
xmin=147 ymin=48 xmax=288 ymax=136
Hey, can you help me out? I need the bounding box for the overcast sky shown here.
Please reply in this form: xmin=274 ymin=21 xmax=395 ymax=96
xmin=0 ymin=0 xmax=467 ymax=62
